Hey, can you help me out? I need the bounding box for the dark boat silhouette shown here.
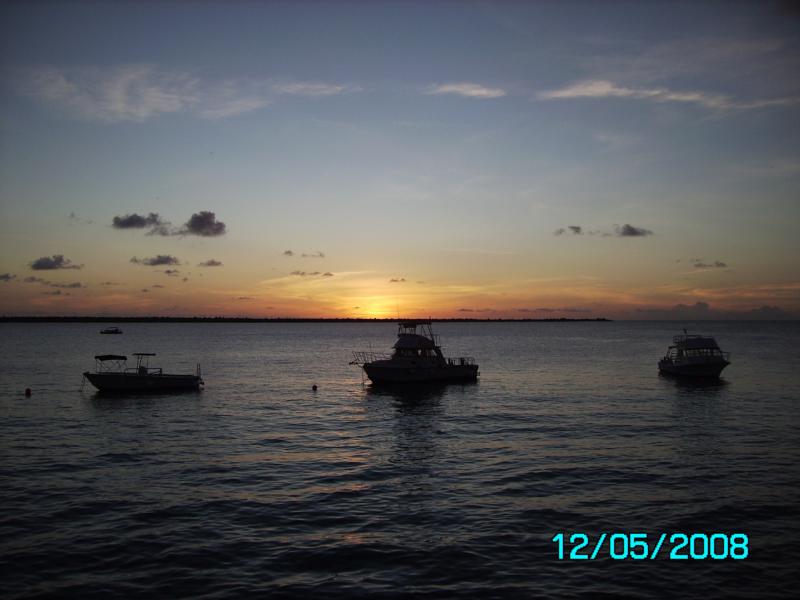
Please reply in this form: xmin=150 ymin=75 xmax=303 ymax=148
xmin=100 ymin=326 xmax=123 ymax=334
xmin=658 ymin=330 xmax=730 ymax=378
xmin=83 ymin=353 xmax=203 ymax=392
xmin=351 ymin=320 xmax=478 ymax=384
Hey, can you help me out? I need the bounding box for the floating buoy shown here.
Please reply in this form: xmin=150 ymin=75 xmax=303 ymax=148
xmin=312 ymin=384 xmax=318 ymax=391
xmin=24 ymin=388 xmax=31 ymax=397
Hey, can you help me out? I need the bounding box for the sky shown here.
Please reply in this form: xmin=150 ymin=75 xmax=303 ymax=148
xmin=1 ymin=0 xmax=799 ymax=319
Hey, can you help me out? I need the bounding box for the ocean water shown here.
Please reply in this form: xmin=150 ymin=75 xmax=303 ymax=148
xmin=1 ymin=321 xmax=798 ymax=599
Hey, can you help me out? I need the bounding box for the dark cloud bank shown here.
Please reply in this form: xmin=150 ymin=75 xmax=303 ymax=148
xmin=112 ymin=211 xmax=226 ymax=237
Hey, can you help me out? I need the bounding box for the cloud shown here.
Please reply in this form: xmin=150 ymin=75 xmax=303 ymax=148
xmin=283 ymin=250 xmax=294 ymax=256
xmin=163 ymin=269 xmax=180 ymax=277
xmin=635 ymin=301 xmax=793 ymax=320
xmin=68 ymin=211 xmax=93 ymax=224
xmin=141 ymin=288 xmax=150 ymax=293
xmin=180 ymin=211 xmax=226 ymax=236
xmin=389 ymin=278 xmax=407 ymax=283
xmin=614 ymin=224 xmax=653 ymax=237
xmin=237 ymin=296 xmax=253 ymax=301
xmin=112 ymin=212 xmax=164 ymax=229
xmin=538 ymin=79 xmax=799 ymax=111
xmin=301 ymin=251 xmax=325 ymax=258
xmin=0 ymin=273 xmax=15 ymax=282
xmin=43 ymin=290 xmax=68 ymax=296
xmin=517 ymin=307 xmax=591 ymax=314
xmin=198 ymin=259 xmax=223 ymax=267
xmin=554 ymin=225 xmax=583 ymax=236
xmin=130 ymin=255 xmax=181 ymax=266
xmin=425 ymin=82 xmax=506 ymax=99
xmin=30 ymin=254 xmax=82 ymax=270
xmin=694 ymin=260 xmax=728 ymax=269
xmin=15 ymin=64 xmax=270 ymax=122
xmin=290 ymin=270 xmax=332 ymax=277
xmin=111 ymin=210 xmax=225 ymax=236
xmin=457 ymin=308 xmax=495 ymax=313
xmin=272 ymin=82 xmax=355 ymax=96
xmin=23 ymin=276 xmax=84 ymax=288
xmin=152 ymin=284 xmax=165 ymax=288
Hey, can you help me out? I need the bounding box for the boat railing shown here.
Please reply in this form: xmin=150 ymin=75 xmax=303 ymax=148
xmin=125 ymin=366 xmax=163 ymax=376
xmin=446 ymin=356 xmax=476 ymax=366
xmin=672 ymin=334 xmax=711 ymax=344
xmin=350 ymin=351 xmax=392 ymax=366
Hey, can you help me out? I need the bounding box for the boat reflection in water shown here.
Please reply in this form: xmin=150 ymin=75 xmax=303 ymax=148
xmin=351 ymin=320 xmax=479 ymax=385
xmin=82 ymin=353 xmax=203 ymax=393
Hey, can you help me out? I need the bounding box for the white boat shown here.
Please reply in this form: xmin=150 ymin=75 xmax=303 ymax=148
xmin=83 ymin=353 xmax=203 ymax=392
xmin=351 ymin=320 xmax=478 ymax=384
xmin=658 ymin=330 xmax=730 ymax=378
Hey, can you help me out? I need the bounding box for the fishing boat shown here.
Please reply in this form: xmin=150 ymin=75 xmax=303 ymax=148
xmin=351 ymin=320 xmax=478 ymax=384
xmin=100 ymin=326 xmax=123 ymax=334
xmin=83 ymin=353 xmax=203 ymax=392
xmin=658 ymin=330 xmax=730 ymax=378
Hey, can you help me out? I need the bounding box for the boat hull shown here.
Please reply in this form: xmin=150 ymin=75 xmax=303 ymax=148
xmin=658 ymin=360 xmax=729 ymax=378
xmin=363 ymin=363 xmax=478 ymax=384
xmin=83 ymin=371 xmax=202 ymax=392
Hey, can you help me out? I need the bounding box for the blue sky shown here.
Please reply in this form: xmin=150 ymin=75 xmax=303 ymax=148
xmin=1 ymin=1 xmax=798 ymax=318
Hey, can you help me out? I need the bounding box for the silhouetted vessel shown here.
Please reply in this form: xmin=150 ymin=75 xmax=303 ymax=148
xmin=83 ymin=353 xmax=203 ymax=392
xmin=100 ymin=326 xmax=122 ymax=334
xmin=658 ymin=330 xmax=730 ymax=378
xmin=352 ymin=320 xmax=478 ymax=384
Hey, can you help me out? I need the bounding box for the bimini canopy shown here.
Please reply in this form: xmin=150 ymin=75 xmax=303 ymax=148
xmin=680 ymin=337 xmax=720 ymax=350
xmin=394 ymin=334 xmax=436 ymax=350
xmin=95 ymin=354 xmax=127 ymax=361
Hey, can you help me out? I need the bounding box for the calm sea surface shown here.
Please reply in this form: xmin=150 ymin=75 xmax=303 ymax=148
xmin=1 ymin=321 xmax=799 ymax=599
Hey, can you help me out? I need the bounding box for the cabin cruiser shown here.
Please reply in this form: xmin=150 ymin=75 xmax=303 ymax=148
xmin=100 ymin=326 xmax=122 ymax=334
xmin=83 ymin=353 xmax=203 ymax=392
xmin=351 ymin=320 xmax=478 ymax=384
xmin=658 ymin=330 xmax=730 ymax=378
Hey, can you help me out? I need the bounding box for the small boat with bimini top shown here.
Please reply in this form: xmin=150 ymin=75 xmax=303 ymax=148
xmin=83 ymin=353 xmax=203 ymax=392
xmin=658 ymin=330 xmax=730 ymax=378
xmin=351 ymin=320 xmax=479 ymax=384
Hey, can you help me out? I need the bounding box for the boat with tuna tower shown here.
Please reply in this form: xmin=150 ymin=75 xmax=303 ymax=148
xmin=351 ymin=320 xmax=479 ymax=384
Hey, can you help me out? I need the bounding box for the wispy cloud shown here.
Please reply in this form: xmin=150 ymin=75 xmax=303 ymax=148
xmin=1 ymin=273 xmax=16 ymax=282
xmin=23 ymin=276 xmax=84 ymax=288
xmin=539 ymin=79 xmax=799 ymax=111
xmin=14 ymin=65 xmax=269 ymax=122
xmin=272 ymin=82 xmax=357 ymax=96
xmin=425 ymin=82 xmax=506 ymax=99
xmin=693 ymin=260 xmax=728 ymax=269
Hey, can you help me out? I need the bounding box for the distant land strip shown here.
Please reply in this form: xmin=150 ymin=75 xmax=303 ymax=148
xmin=0 ymin=316 xmax=611 ymax=323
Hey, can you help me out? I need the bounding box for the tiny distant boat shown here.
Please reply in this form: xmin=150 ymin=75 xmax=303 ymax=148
xmin=658 ymin=330 xmax=731 ymax=378
xmin=351 ymin=320 xmax=478 ymax=384
xmin=100 ymin=326 xmax=123 ymax=334
xmin=83 ymin=353 xmax=203 ymax=392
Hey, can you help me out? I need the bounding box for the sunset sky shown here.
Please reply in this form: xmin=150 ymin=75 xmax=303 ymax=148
xmin=1 ymin=1 xmax=798 ymax=319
